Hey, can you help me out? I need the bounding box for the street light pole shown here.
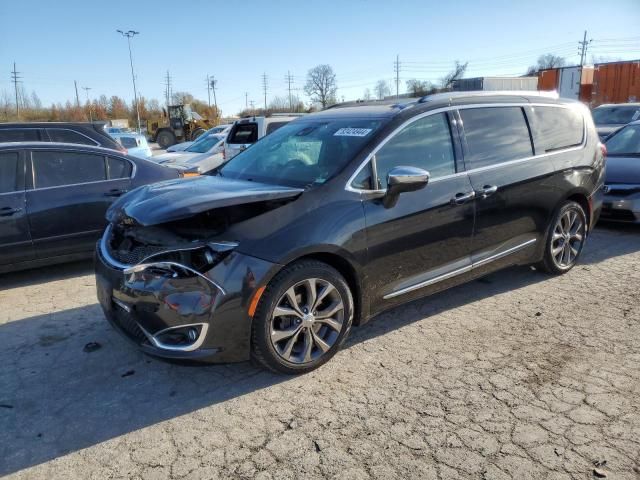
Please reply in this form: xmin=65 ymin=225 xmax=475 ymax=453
xmin=117 ymin=29 xmax=141 ymax=133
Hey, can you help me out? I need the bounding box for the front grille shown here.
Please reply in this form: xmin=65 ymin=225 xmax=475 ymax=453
xmin=600 ymin=209 xmax=637 ymax=222
xmin=112 ymin=307 xmax=148 ymax=344
xmin=107 ymin=243 xmax=166 ymax=265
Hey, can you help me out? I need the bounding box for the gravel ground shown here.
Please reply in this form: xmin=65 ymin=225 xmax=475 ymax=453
xmin=1 ymin=224 xmax=639 ymax=480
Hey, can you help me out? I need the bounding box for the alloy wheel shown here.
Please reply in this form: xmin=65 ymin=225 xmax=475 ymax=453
xmin=269 ymin=278 xmax=345 ymax=364
xmin=551 ymin=208 xmax=585 ymax=268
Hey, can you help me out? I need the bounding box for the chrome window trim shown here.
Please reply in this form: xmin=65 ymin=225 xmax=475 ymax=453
xmin=383 ymin=238 xmax=537 ymax=299
xmin=345 ymin=102 xmax=588 ymax=194
xmin=45 ymin=127 xmax=100 ymax=146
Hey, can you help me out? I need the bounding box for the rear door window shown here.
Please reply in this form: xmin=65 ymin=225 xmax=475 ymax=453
xmin=107 ymin=156 xmax=133 ymax=179
xmin=266 ymin=121 xmax=289 ymax=135
xmin=530 ymin=106 xmax=584 ymax=153
xmin=32 ymin=151 xmax=106 ymax=188
xmin=228 ymin=123 xmax=258 ymax=144
xmin=0 ymin=152 xmax=20 ymax=193
xmin=0 ymin=129 xmax=40 ymax=142
xmin=460 ymin=107 xmax=533 ymax=169
xmin=118 ymin=136 xmax=139 ymax=148
xmin=46 ymin=128 xmax=98 ymax=146
xmin=375 ymin=113 xmax=456 ymax=189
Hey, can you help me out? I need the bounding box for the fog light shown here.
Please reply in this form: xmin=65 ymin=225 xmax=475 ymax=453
xmin=188 ymin=328 xmax=198 ymax=341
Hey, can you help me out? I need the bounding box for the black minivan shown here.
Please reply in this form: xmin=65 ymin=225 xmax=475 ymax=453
xmin=96 ymin=92 xmax=605 ymax=374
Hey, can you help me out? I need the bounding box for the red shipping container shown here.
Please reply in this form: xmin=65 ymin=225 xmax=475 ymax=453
xmin=592 ymin=60 xmax=640 ymax=106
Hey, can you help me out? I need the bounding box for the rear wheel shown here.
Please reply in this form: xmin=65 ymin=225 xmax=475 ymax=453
xmin=156 ymin=130 xmax=176 ymax=149
xmin=536 ymin=200 xmax=587 ymax=274
xmin=251 ymin=260 xmax=354 ymax=374
xmin=191 ymin=128 xmax=206 ymax=140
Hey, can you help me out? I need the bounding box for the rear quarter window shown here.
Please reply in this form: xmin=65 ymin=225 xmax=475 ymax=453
xmin=460 ymin=107 xmax=533 ymax=169
xmin=530 ymin=106 xmax=584 ymax=153
xmin=46 ymin=128 xmax=98 ymax=146
xmin=0 ymin=129 xmax=40 ymax=142
xmin=266 ymin=121 xmax=289 ymax=135
xmin=228 ymin=123 xmax=258 ymax=144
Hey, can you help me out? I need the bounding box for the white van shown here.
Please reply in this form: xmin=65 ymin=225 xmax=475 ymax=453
xmin=223 ymin=114 xmax=304 ymax=160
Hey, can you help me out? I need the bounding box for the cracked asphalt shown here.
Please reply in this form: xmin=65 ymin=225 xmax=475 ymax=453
xmin=1 ymin=224 xmax=639 ymax=479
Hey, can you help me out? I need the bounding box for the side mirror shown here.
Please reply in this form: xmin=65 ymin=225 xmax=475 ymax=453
xmin=384 ymin=166 xmax=429 ymax=207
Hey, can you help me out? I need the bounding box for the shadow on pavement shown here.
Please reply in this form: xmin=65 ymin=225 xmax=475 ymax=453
xmin=0 ymin=225 xmax=637 ymax=475
xmin=0 ymin=259 xmax=93 ymax=290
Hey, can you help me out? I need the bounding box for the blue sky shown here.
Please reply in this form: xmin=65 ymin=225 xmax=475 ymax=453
xmin=1 ymin=0 xmax=639 ymax=116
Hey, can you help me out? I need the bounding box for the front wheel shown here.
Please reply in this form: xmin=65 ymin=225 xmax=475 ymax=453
xmin=251 ymin=260 xmax=354 ymax=374
xmin=156 ymin=130 xmax=176 ymax=149
xmin=536 ymin=200 xmax=587 ymax=274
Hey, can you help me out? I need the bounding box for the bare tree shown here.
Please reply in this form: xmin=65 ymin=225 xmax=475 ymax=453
xmin=362 ymin=88 xmax=372 ymax=101
xmin=304 ymin=64 xmax=337 ymax=108
xmin=526 ymin=54 xmax=567 ymax=75
xmin=406 ymin=79 xmax=433 ymax=97
xmin=374 ymin=80 xmax=390 ymax=100
xmin=440 ymin=61 xmax=468 ymax=89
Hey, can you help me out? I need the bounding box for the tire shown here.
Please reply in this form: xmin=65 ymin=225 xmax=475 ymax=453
xmin=191 ymin=128 xmax=206 ymax=141
xmin=251 ymin=260 xmax=354 ymax=374
xmin=156 ymin=130 xmax=176 ymax=149
xmin=535 ymin=200 xmax=587 ymax=275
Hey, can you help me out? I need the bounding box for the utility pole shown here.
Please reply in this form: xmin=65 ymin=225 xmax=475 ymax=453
xmin=206 ymin=75 xmax=211 ymax=107
xmin=11 ymin=62 xmax=21 ymax=116
xmin=249 ymin=100 xmax=255 ymax=113
xmin=82 ymin=86 xmax=93 ymax=121
xmin=117 ymin=29 xmax=141 ymax=133
xmin=74 ymin=80 xmax=81 ymax=107
xmin=285 ymin=71 xmax=294 ymax=110
xmin=245 ymin=92 xmax=248 ymax=109
xmin=578 ymin=30 xmax=593 ymax=67
xmin=164 ymin=71 xmax=172 ymax=106
xmin=261 ymin=73 xmax=268 ymax=111
xmin=210 ymin=76 xmax=218 ymax=113
xmin=394 ymin=55 xmax=400 ymax=99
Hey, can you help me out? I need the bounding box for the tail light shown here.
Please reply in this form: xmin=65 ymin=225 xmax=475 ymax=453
xmin=599 ymin=142 xmax=607 ymax=158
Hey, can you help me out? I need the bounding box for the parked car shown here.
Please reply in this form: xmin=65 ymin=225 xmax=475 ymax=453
xmin=154 ymin=133 xmax=226 ymax=174
xmin=600 ymin=120 xmax=640 ymax=223
xmin=0 ymin=142 xmax=180 ymax=273
xmin=223 ymin=115 xmax=303 ymax=160
xmin=109 ymin=132 xmax=153 ymax=159
xmin=592 ymin=103 xmax=640 ymax=140
xmin=166 ymin=125 xmax=231 ymax=153
xmin=95 ymin=92 xmax=604 ymax=374
xmin=0 ymin=122 xmax=125 ymax=152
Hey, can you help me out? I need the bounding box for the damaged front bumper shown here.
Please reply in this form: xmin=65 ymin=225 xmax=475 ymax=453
xmin=95 ymin=224 xmax=278 ymax=363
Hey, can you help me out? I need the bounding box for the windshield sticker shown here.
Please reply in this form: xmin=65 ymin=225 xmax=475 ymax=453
xmin=334 ymin=128 xmax=372 ymax=137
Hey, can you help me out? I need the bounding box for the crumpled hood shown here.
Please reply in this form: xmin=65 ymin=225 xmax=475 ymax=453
xmin=106 ymin=175 xmax=304 ymax=226
xmin=605 ymin=156 xmax=640 ymax=184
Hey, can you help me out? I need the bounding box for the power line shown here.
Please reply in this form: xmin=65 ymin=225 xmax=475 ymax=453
xmin=394 ymin=55 xmax=400 ymax=99
xmin=261 ymin=73 xmax=268 ymax=110
xmin=11 ymin=61 xmax=22 ymax=116
xmin=285 ymin=71 xmax=294 ymax=110
xmin=82 ymin=86 xmax=92 ymax=121
xmin=164 ymin=71 xmax=172 ymax=106
xmin=579 ymin=30 xmax=593 ymax=67
xmin=210 ymin=76 xmax=218 ymax=113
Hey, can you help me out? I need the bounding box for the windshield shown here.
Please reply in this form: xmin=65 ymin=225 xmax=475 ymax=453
xmin=186 ymin=134 xmax=224 ymax=153
xmin=606 ymin=124 xmax=640 ymax=156
xmin=219 ymin=119 xmax=383 ymax=188
xmin=592 ymin=106 xmax=640 ymax=125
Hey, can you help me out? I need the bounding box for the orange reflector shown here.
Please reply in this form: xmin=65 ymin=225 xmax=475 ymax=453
xmin=182 ymin=172 xmax=200 ymax=177
xmin=248 ymin=286 xmax=266 ymax=318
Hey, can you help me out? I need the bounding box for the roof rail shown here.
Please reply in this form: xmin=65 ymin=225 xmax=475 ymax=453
xmin=418 ymin=90 xmax=560 ymax=103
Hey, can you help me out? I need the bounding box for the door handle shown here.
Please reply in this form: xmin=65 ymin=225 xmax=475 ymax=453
xmin=0 ymin=207 xmax=22 ymax=217
xmin=451 ymin=191 xmax=476 ymax=205
xmin=477 ymin=185 xmax=498 ymax=199
xmin=104 ymin=189 xmax=128 ymax=197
